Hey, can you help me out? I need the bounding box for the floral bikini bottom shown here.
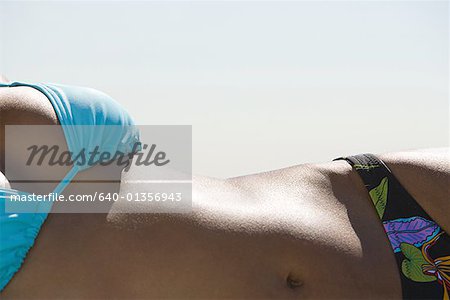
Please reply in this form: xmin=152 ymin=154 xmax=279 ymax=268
xmin=336 ymin=154 xmax=450 ymax=300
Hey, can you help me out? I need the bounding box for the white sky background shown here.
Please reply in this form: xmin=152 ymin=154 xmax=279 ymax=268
xmin=0 ymin=1 xmax=448 ymax=178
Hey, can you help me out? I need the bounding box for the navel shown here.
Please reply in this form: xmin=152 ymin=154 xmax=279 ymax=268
xmin=286 ymin=272 xmax=304 ymax=289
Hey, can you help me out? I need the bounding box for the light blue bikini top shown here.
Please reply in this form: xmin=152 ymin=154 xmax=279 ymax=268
xmin=0 ymin=82 xmax=140 ymax=291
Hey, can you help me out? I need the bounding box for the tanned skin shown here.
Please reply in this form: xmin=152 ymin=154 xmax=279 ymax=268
xmin=0 ymin=85 xmax=448 ymax=299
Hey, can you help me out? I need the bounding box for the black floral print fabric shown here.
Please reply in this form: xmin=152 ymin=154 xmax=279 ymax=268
xmin=335 ymin=154 xmax=450 ymax=300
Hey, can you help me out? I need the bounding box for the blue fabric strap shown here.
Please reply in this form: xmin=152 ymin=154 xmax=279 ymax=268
xmin=0 ymin=82 xmax=140 ymax=291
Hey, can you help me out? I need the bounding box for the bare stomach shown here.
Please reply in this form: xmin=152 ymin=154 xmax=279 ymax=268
xmin=3 ymin=160 xmax=401 ymax=299
xmin=2 ymin=86 xmax=447 ymax=299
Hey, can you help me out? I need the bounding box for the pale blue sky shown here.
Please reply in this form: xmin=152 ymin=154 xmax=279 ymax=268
xmin=0 ymin=1 xmax=448 ymax=177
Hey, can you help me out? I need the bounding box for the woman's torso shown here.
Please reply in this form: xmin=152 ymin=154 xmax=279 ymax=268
xmin=1 ymin=86 xmax=449 ymax=299
xmin=2 ymin=159 xmax=404 ymax=299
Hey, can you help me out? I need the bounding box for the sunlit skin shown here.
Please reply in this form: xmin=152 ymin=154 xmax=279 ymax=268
xmin=0 ymin=85 xmax=448 ymax=299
